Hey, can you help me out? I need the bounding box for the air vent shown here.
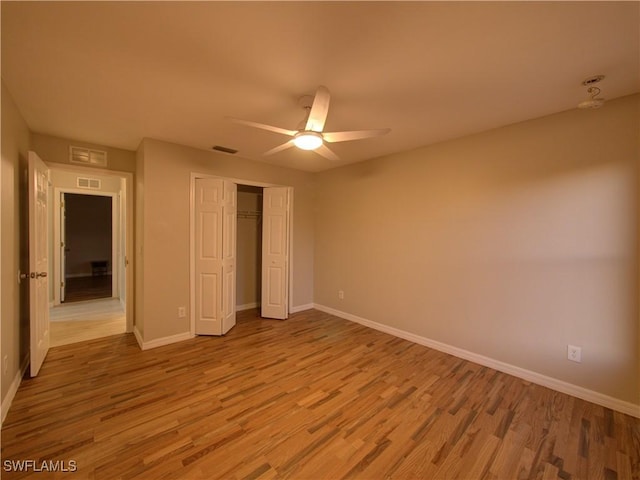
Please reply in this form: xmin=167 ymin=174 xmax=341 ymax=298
xmin=582 ymin=75 xmax=605 ymax=86
xmin=76 ymin=177 xmax=102 ymax=190
xmin=212 ymin=145 xmax=238 ymax=155
xmin=70 ymin=146 xmax=108 ymax=167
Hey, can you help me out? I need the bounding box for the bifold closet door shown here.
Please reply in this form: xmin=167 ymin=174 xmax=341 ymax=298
xmin=195 ymin=178 xmax=236 ymax=335
xmin=261 ymin=187 xmax=290 ymax=320
xmin=221 ymin=182 xmax=237 ymax=334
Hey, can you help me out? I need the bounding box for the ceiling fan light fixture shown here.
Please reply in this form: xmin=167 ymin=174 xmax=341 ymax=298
xmin=293 ymin=131 xmax=323 ymax=150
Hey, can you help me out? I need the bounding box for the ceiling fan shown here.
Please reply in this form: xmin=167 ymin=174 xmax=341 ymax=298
xmin=227 ymin=86 xmax=390 ymax=161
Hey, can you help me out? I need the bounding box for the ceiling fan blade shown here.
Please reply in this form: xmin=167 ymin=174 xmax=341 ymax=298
xmin=305 ymin=85 xmax=331 ymax=132
xmin=323 ymin=128 xmax=391 ymax=143
xmin=264 ymin=140 xmax=295 ymax=156
xmin=315 ymin=144 xmax=340 ymax=161
xmin=226 ymin=117 xmax=297 ymax=137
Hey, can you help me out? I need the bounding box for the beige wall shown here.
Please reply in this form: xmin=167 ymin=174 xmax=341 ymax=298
xmin=1 ymin=81 xmax=30 ymax=405
xmin=31 ymin=133 xmax=136 ymax=173
xmin=137 ymin=138 xmax=315 ymax=342
xmin=315 ymin=94 xmax=640 ymax=405
xmin=49 ymin=168 xmax=123 ymax=191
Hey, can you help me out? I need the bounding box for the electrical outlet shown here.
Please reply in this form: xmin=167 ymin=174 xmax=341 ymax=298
xmin=178 ymin=307 xmax=186 ymax=318
xmin=338 ymin=290 xmax=344 ymax=300
xmin=567 ymin=345 xmax=582 ymax=363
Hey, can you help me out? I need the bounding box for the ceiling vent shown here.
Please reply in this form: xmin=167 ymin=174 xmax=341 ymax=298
xmin=212 ymin=145 xmax=238 ymax=155
xmin=76 ymin=177 xmax=101 ymax=190
xmin=69 ymin=146 xmax=108 ymax=167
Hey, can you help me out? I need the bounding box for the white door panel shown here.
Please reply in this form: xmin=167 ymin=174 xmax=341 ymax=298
xmin=261 ymin=187 xmax=290 ymax=319
xmin=195 ymin=178 xmax=237 ymax=335
xmin=28 ymin=151 xmax=50 ymax=376
xmin=195 ymin=179 xmax=223 ymax=335
xmin=222 ymin=181 xmax=237 ymax=334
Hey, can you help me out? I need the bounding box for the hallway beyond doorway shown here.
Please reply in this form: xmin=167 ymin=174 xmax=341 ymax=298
xmin=50 ymin=298 xmax=125 ymax=346
xmin=63 ymin=274 xmax=112 ymax=303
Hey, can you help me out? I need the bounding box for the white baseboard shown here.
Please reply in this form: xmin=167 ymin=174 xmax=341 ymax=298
xmin=290 ymin=303 xmax=314 ymax=314
xmin=134 ymin=329 xmax=194 ymax=351
xmin=1 ymin=355 xmax=30 ymax=426
xmin=236 ymin=302 xmax=259 ymax=312
xmin=236 ymin=303 xmax=313 ymax=314
xmin=314 ymin=304 xmax=640 ymax=418
xmin=133 ymin=326 xmax=144 ymax=349
xmin=236 ymin=303 xmax=313 ymax=315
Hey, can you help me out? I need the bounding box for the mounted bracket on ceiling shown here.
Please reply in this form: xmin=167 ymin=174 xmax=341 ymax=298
xmin=578 ymin=75 xmax=605 ymax=109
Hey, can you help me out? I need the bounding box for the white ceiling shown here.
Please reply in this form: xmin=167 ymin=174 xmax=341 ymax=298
xmin=2 ymin=2 xmax=639 ymax=172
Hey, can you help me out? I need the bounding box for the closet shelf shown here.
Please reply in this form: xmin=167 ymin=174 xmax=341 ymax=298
xmin=237 ymin=210 xmax=262 ymax=219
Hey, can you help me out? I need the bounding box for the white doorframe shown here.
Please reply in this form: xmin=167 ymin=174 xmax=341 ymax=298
xmin=48 ymin=163 xmax=134 ymax=333
xmin=53 ymin=189 xmax=118 ymax=305
xmin=189 ymin=172 xmax=294 ymax=336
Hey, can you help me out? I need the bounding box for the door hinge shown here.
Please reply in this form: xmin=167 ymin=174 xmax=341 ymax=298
xmin=60 ymin=241 xmax=65 ymax=248
xmin=60 ymin=281 xmax=65 ymax=288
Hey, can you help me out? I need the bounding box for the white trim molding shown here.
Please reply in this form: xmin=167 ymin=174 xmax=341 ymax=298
xmin=134 ymin=329 xmax=194 ymax=351
xmin=314 ymin=304 xmax=640 ymax=419
xmin=133 ymin=326 xmax=144 ymax=350
xmin=290 ymin=303 xmax=314 ymax=314
xmin=1 ymin=356 xmax=30 ymax=425
xmin=236 ymin=302 xmax=259 ymax=312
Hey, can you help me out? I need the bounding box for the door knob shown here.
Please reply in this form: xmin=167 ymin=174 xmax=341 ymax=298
xmin=20 ymin=272 xmax=47 ymax=280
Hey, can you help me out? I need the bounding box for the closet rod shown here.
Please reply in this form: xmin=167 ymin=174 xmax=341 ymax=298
xmin=237 ymin=210 xmax=262 ymax=218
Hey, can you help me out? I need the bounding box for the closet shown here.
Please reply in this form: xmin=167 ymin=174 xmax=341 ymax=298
xmin=193 ymin=178 xmax=290 ymax=335
xmin=236 ymin=185 xmax=263 ymax=311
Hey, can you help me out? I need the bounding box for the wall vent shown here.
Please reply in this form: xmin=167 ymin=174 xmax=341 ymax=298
xmin=70 ymin=146 xmax=108 ymax=167
xmin=76 ymin=177 xmax=102 ymax=190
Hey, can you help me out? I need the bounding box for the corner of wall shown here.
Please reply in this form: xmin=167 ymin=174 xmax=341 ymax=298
xmin=134 ymin=141 xmax=146 ymax=339
xmin=0 ymin=354 xmax=29 ymax=425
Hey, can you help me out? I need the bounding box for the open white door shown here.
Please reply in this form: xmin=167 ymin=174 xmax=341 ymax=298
xmin=194 ymin=178 xmax=237 ymax=335
xmin=60 ymin=192 xmax=66 ymax=302
xmin=221 ymin=182 xmax=237 ymax=334
xmin=28 ymin=151 xmax=50 ymax=376
xmin=261 ymin=187 xmax=290 ymax=319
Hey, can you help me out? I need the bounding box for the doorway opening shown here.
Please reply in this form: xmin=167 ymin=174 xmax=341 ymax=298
xmin=236 ymin=185 xmax=263 ymax=312
xmin=48 ymin=165 xmax=133 ymax=348
xmin=62 ymin=193 xmax=113 ymax=303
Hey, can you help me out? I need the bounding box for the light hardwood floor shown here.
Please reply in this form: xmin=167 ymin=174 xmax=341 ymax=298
xmin=2 ymin=309 xmax=638 ymax=479
xmin=50 ymin=298 xmax=126 ymax=347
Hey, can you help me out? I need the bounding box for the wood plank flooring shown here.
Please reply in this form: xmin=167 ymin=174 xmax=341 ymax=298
xmin=50 ymin=298 xmax=126 ymax=347
xmin=2 ymin=309 xmax=639 ymax=479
